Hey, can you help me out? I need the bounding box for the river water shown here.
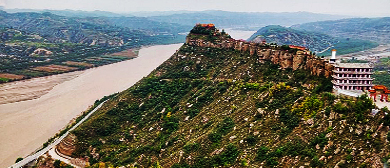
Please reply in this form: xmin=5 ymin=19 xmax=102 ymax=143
xmin=0 ymin=29 xmax=255 ymax=167
xmin=0 ymin=44 xmax=182 ymax=167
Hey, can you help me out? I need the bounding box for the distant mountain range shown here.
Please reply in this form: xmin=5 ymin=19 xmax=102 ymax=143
xmin=247 ymin=25 xmax=379 ymax=56
xmin=0 ymin=10 xmax=186 ymax=46
xmin=248 ymin=25 xmax=338 ymax=53
xmin=147 ymin=10 xmax=349 ymax=29
xmin=1 ymin=8 xmax=350 ymax=30
xmin=1 ymin=8 xmax=387 ymax=59
xmin=291 ymin=17 xmax=390 ymax=44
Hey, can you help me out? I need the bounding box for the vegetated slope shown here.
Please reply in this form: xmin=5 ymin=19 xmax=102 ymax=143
xmin=0 ymin=25 xmax=141 ymax=80
xmin=0 ymin=10 xmax=185 ymax=46
xmin=66 ymin=28 xmax=389 ymax=168
xmin=373 ymin=57 xmax=390 ymax=88
xmin=148 ymin=11 xmax=348 ymax=29
xmin=0 ymin=10 xmax=187 ymax=82
xmin=291 ymin=17 xmax=390 ymax=44
xmin=105 ymin=17 xmax=190 ymax=34
xmin=247 ymin=25 xmax=338 ymax=53
xmin=247 ymin=25 xmax=378 ymax=56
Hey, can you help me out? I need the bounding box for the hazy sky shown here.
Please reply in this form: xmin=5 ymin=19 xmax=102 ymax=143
xmin=2 ymin=0 xmax=390 ymax=17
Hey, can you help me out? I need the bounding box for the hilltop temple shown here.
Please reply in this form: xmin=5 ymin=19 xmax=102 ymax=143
xmin=186 ymin=24 xmax=387 ymax=101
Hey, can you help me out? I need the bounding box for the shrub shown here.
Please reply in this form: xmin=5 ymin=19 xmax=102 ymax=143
xmin=183 ymin=143 xmax=200 ymax=153
xmin=171 ymin=163 xmax=191 ymax=168
xmin=214 ymin=143 xmax=239 ymax=166
xmin=325 ymin=107 xmax=331 ymax=116
xmin=279 ymin=108 xmax=300 ymax=130
xmin=217 ymin=117 xmax=235 ymax=135
xmin=293 ymin=95 xmax=323 ymax=119
xmin=346 ymin=154 xmax=353 ymax=162
xmin=310 ymin=133 xmax=327 ymax=148
xmin=241 ymin=159 xmax=248 ymax=166
xmin=256 ymin=146 xmax=270 ymax=161
xmin=245 ymin=135 xmax=257 ymax=146
xmin=15 ymin=157 xmax=23 ymax=163
xmin=322 ymin=92 xmax=335 ymax=104
xmin=333 ymin=102 xmax=348 ymax=114
xmin=310 ymin=156 xmax=324 ymax=167
xmin=208 ymin=132 xmax=222 ymax=143
xmin=266 ymin=157 xmax=279 ymax=167
xmin=162 ymin=116 xmax=179 ymax=134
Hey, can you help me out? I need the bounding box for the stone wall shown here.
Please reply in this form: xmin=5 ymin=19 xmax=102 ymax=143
xmin=186 ymin=35 xmax=334 ymax=78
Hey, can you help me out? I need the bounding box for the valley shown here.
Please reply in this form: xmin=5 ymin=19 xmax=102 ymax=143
xmin=0 ymin=43 xmax=182 ymax=167
xmin=0 ymin=5 xmax=389 ymax=168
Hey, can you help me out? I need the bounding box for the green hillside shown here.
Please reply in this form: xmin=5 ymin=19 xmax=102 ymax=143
xmin=247 ymin=25 xmax=378 ymax=56
xmin=0 ymin=10 xmax=185 ymax=46
xmin=291 ymin=17 xmax=390 ymax=44
xmin=37 ymin=27 xmax=390 ymax=168
xmin=0 ymin=10 xmax=186 ymax=82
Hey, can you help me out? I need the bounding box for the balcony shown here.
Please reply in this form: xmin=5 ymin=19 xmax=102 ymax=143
xmin=332 ymin=75 xmax=373 ymax=80
xmin=333 ymin=70 xmax=373 ymax=75
xmin=332 ymin=80 xmax=374 ymax=86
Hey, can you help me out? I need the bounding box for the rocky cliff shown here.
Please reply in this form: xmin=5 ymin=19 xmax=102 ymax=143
xmin=185 ymin=25 xmax=335 ymax=78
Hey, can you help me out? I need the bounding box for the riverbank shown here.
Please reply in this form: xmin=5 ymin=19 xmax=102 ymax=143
xmin=0 ymin=71 xmax=84 ymax=105
xmin=0 ymin=43 xmax=183 ymax=167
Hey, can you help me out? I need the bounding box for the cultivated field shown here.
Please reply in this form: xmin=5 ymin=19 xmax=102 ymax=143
xmin=63 ymin=61 xmax=94 ymax=68
xmin=32 ymin=65 xmax=78 ymax=72
xmin=110 ymin=49 xmax=139 ymax=58
xmin=0 ymin=73 xmax=25 ymax=80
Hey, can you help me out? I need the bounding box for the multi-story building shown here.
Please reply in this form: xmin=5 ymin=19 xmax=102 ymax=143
xmin=332 ymin=63 xmax=374 ymax=91
xmin=330 ymin=49 xmax=374 ymax=96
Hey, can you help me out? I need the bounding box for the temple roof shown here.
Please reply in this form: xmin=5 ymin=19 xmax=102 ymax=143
xmin=335 ymin=63 xmax=372 ymax=68
xmin=374 ymin=85 xmax=387 ymax=90
xmin=370 ymin=85 xmax=390 ymax=94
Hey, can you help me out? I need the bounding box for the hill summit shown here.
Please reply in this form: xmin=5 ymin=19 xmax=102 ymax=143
xmin=36 ymin=24 xmax=390 ymax=168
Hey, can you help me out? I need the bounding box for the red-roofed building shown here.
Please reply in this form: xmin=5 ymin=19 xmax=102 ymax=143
xmin=289 ymin=45 xmax=306 ymax=51
xmin=197 ymin=23 xmax=215 ymax=29
xmin=369 ymin=85 xmax=390 ymax=102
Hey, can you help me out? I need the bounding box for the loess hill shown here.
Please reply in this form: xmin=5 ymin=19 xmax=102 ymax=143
xmin=63 ymin=25 xmax=390 ymax=168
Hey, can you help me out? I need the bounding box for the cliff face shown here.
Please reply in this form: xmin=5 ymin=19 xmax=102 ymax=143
xmin=186 ymin=29 xmax=335 ymax=78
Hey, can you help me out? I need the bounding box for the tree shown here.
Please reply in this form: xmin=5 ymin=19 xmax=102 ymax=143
xmin=15 ymin=157 xmax=23 ymax=163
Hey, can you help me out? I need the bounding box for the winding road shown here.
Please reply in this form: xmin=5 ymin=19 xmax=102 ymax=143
xmin=9 ymin=100 xmax=107 ymax=168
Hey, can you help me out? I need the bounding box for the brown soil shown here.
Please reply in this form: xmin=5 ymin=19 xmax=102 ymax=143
xmin=63 ymin=61 xmax=94 ymax=68
xmin=110 ymin=49 xmax=139 ymax=58
xmin=57 ymin=134 xmax=76 ymax=157
xmin=32 ymin=65 xmax=78 ymax=72
xmin=0 ymin=73 xmax=25 ymax=80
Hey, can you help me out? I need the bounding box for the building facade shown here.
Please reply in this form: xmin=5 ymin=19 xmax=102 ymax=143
xmin=332 ymin=63 xmax=374 ymax=91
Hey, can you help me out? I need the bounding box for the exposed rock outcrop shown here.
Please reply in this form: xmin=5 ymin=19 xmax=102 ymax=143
xmin=186 ymin=30 xmax=335 ymax=78
xmin=32 ymin=48 xmax=53 ymax=56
